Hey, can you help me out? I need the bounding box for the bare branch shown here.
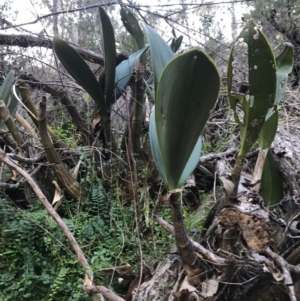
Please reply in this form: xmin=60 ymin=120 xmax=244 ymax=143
xmin=0 ymin=34 xmax=104 ymax=65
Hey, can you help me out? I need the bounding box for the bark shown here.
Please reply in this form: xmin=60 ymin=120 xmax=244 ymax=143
xmin=272 ymin=123 xmax=300 ymax=200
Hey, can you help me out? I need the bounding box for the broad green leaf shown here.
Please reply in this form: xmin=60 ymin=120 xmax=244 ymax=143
xmin=114 ymin=46 xmax=148 ymax=100
xmin=258 ymin=107 xmax=278 ymax=149
xmin=227 ymin=21 xmax=277 ymax=156
xmin=156 ymin=49 xmax=220 ymax=190
xmin=120 ymin=8 xmax=145 ymax=50
xmin=261 ymin=150 xmax=283 ymax=207
xmin=53 ymin=38 xmax=109 ymax=121
xmin=143 ymin=23 xmax=174 ymax=97
xmin=178 ymin=137 xmax=202 ymax=187
xmin=149 ymin=107 xmax=167 ymax=184
xmin=0 ymin=70 xmax=14 ymax=104
xmin=150 ymin=107 xmax=202 ymax=188
xmin=120 ymin=8 xmax=146 ymax=68
xmin=99 ymin=7 xmax=116 ymax=107
xmin=275 ymin=43 xmax=294 ymax=104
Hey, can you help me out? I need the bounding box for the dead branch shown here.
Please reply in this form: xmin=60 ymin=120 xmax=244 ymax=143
xmin=0 ymin=34 xmax=104 ymax=65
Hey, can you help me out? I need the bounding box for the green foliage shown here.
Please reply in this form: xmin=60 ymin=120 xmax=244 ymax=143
xmin=227 ymin=21 xmax=277 ymax=157
xmin=149 ymin=45 xmax=220 ymax=190
xmin=120 ymin=8 xmax=145 ymax=51
xmin=143 ymin=23 xmax=174 ymax=95
xmin=99 ymin=7 xmax=116 ymax=107
xmin=274 ymin=43 xmax=294 ymax=105
xmin=258 ymin=107 xmax=278 ymax=150
xmin=0 ymin=180 xmax=173 ymax=300
xmin=261 ymin=150 xmax=283 ymax=207
xmin=51 ymin=122 xmax=79 ymax=147
xmin=258 ymin=43 xmax=293 ymax=150
xmin=53 ymin=38 xmax=109 ymax=122
xmin=120 ymin=8 xmax=146 ymax=68
xmin=53 ymin=9 xmax=148 ymax=119
xmin=115 ymin=46 xmax=148 ymax=100
xmin=0 ymin=199 xmax=90 ymax=300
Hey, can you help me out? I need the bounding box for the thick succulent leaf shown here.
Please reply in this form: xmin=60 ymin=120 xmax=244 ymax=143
xmin=143 ymin=23 xmax=174 ymax=96
xmin=120 ymin=8 xmax=145 ymax=68
xmin=0 ymin=70 xmax=14 ymax=105
xmin=149 ymin=107 xmax=167 ymax=184
xmin=275 ymin=43 xmax=294 ymax=104
xmin=258 ymin=107 xmax=278 ymax=149
xmin=121 ymin=8 xmax=145 ymax=50
xmin=178 ymin=137 xmax=202 ymax=187
xmin=261 ymin=150 xmax=283 ymax=207
xmin=156 ymin=49 xmax=220 ymax=190
xmin=53 ymin=38 xmax=108 ymax=120
xmin=114 ymin=46 xmax=148 ymax=100
xmin=99 ymin=7 xmax=116 ymax=107
xmin=227 ymin=21 xmax=277 ymax=156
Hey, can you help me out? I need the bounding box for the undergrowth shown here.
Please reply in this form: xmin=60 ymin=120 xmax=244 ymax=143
xmin=0 ymin=179 xmax=173 ymax=301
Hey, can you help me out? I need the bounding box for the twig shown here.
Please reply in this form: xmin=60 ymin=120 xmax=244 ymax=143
xmin=199 ymin=147 xmax=237 ymax=163
xmin=7 ymin=153 xmax=46 ymax=163
xmin=1 ymin=0 xmax=253 ymax=31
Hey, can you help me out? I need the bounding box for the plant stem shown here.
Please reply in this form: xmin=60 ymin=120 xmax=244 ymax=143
xmin=169 ymin=191 xmax=206 ymax=285
xmin=131 ymin=64 xmax=145 ymax=156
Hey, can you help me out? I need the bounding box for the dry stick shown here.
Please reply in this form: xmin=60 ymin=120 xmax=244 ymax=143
xmin=15 ymin=112 xmax=37 ymax=137
xmin=0 ymin=99 xmax=27 ymax=151
xmin=251 ymin=148 xmax=269 ymax=191
xmin=0 ymin=149 xmax=125 ymax=301
xmin=38 ymin=96 xmax=81 ymax=200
